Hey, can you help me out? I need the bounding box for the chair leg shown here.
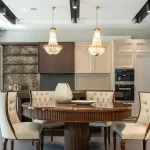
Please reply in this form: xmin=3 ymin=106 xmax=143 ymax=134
xmin=51 ymin=128 xmax=53 ymax=142
xmin=11 ymin=140 xmax=14 ymax=150
xmin=104 ymin=127 xmax=107 ymax=150
xmin=40 ymin=129 xmax=44 ymax=150
xmin=35 ymin=139 xmax=40 ymax=150
xmin=143 ymin=140 xmax=147 ymax=150
xmin=108 ymin=126 xmax=111 ymax=143
xmin=121 ymin=139 xmax=126 ymax=150
xmin=113 ymin=131 xmax=116 ymax=150
xmin=89 ymin=127 xmax=91 ymax=141
xmin=2 ymin=139 xmax=8 ymax=150
xmin=32 ymin=140 xmax=34 ymax=145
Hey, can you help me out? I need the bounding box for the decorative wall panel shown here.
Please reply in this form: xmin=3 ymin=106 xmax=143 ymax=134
xmin=3 ymin=46 xmax=39 ymax=90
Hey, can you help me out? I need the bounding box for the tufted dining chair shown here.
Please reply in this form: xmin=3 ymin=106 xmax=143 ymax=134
xmin=29 ymin=91 xmax=64 ymax=150
xmin=86 ymin=91 xmax=115 ymax=150
xmin=0 ymin=92 xmax=42 ymax=150
xmin=113 ymin=92 xmax=150 ymax=150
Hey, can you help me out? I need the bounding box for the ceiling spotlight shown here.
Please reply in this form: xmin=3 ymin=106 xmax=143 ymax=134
xmin=72 ymin=0 xmax=77 ymax=9
xmin=135 ymin=16 xmax=140 ymax=25
xmin=147 ymin=3 xmax=150 ymax=13
xmin=1 ymin=7 xmax=6 ymax=15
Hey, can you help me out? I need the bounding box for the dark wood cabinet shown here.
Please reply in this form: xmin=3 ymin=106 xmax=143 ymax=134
xmin=38 ymin=42 xmax=74 ymax=73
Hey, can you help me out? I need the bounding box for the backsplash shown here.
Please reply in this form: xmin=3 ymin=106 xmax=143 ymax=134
xmin=3 ymin=45 xmax=40 ymax=90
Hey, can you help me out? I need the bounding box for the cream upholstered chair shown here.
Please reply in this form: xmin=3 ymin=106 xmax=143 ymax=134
xmin=0 ymin=92 xmax=42 ymax=150
xmin=86 ymin=91 xmax=114 ymax=150
xmin=30 ymin=91 xmax=64 ymax=150
xmin=113 ymin=92 xmax=150 ymax=150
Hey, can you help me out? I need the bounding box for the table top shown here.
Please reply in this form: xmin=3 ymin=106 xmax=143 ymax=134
xmin=22 ymin=102 xmax=132 ymax=122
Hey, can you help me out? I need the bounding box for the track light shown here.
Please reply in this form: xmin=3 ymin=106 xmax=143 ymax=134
xmin=73 ymin=11 xmax=77 ymax=24
xmin=1 ymin=7 xmax=6 ymax=15
xmin=147 ymin=3 xmax=150 ymax=13
xmin=135 ymin=16 xmax=140 ymax=25
xmin=72 ymin=0 xmax=77 ymax=9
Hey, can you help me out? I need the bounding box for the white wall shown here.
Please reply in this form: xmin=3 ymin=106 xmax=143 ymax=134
xmin=1 ymin=29 xmax=150 ymax=42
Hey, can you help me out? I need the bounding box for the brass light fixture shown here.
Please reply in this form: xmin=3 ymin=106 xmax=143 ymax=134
xmin=88 ymin=6 xmax=106 ymax=56
xmin=43 ymin=7 xmax=63 ymax=55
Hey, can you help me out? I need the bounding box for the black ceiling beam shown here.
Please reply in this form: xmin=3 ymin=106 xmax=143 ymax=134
xmin=133 ymin=0 xmax=150 ymax=24
xmin=70 ymin=0 xmax=80 ymax=23
xmin=0 ymin=0 xmax=17 ymax=24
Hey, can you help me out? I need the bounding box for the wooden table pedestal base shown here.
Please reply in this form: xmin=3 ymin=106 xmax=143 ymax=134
xmin=64 ymin=122 xmax=89 ymax=150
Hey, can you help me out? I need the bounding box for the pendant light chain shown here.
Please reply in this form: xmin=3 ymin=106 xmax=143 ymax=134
xmin=52 ymin=7 xmax=55 ymax=27
xmin=96 ymin=6 xmax=99 ymax=28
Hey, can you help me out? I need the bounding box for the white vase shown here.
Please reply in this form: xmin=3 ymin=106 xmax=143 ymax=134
xmin=54 ymin=83 xmax=73 ymax=103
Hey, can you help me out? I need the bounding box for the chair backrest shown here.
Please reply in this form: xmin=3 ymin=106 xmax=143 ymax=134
xmin=0 ymin=92 xmax=16 ymax=139
xmin=136 ymin=92 xmax=150 ymax=127
xmin=30 ymin=91 xmax=57 ymax=107
xmin=86 ymin=91 xmax=114 ymax=102
xmin=7 ymin=92 xmax=20 ymax=124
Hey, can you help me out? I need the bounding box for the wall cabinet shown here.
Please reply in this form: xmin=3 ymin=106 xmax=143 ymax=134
xmin=135 ymin=40 xmax=150 ymax=52
xmin=75 ymin=42 xmax=111 ymax=73
xmin=115 ymin=53 xmax=134 ymax=68
xmin=115 ymin=40 xmax=135 ymax=53
xmin=38 ymin=42 xmax=74 ymax=73
xmin=75 ymin=74 xmax=110 ymax=90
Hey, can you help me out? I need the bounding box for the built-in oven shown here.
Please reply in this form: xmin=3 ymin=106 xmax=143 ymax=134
xmin=115 ymin=69 xmax=134 ymax=101
xmin=115 ymin=83 xmax=134 ymax=101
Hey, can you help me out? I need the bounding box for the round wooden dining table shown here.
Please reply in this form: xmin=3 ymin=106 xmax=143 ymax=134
xmin=22 ymin=102 xmax=132 ymax=150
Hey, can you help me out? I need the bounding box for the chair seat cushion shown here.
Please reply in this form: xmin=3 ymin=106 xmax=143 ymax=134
xmin=90 ymin=122 xmax=112 ymax=127
xmin=113 ymin=122 xmax=147 ymax=140
xmin=13 ymin=122 xmax=42 ymax=139
xmin=33 ymin=119 xmax=64 ymax=128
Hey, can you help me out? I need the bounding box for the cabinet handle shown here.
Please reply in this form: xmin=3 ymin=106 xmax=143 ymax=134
xmin=119 ymin=88 xmax=131 ymax=90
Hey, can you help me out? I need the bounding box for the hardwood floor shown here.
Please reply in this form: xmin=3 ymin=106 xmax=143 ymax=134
xmin=0 ymin=128 xmax=149 ymax=150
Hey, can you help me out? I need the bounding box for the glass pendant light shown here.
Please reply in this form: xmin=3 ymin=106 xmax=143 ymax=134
xmin=43 ymin=7 xmax=63 ymax=55
xmin=88 ymin=6 xmax=106 ymax=56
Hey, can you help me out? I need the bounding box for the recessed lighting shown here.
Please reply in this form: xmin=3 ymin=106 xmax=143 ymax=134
xmin=147 ymin=3 xmax=150 ymax=13
xmin=30 ymin=7 xmax=37 ymax=10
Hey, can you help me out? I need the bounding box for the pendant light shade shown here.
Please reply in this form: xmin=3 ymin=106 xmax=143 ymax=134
xmin=88 ymin=6 xmax=106 ymax=56
xmin=43 ymin=7 xmax=63 ymax=55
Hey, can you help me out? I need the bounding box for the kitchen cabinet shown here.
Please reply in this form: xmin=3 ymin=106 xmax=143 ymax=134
xmin=75 ymin=42 xmax=92 ymax=73
xmin=75 ymin=42 xmax=111 ymax=73
xmin=134 ymin=53 xmax=150 ymax=115
xmin=135 ymin=40 xmax=150 ymax=52
xmin=38 ymin=42 xmax=74 ymax=73
xmin=75 ymin=74 xmax=110 ymax=90
xmin=115 ymin=40 xmax=135 ymax=53
xmin=0 ymin=45 xmax=3 ymax=90
xmin=92 ymin=42 xmax=111 ymax=73
xmin=115 ymin=53 xmax=134 ymax=68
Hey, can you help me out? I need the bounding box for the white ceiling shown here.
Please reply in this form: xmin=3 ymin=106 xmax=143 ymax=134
xmin=0 ymin=0 xmax=150 ymax=30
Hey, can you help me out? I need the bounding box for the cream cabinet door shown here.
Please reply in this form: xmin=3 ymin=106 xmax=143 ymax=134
xmin=75 ymin=42 xmax=92 ymax=73
xmin=115 ymin=53 xmax=134 ymax=68
xmin=134 ymin=53 xmax=150 ymax=116
xmin=0 ymin=45 xmax=3 ymax=90
xmin=92 ymin=42 xmax=111 ymax=73
xmin=75 ymin=74 xmax=110 ymax=90
xmin=135 ymin=40 xmax=150 ymax=52
xmin=115 ymin=40 xmax=135 ymax=53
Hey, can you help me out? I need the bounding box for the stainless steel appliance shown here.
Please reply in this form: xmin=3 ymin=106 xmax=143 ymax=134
xmin=115 ymin=69 xmax=134 ymax=101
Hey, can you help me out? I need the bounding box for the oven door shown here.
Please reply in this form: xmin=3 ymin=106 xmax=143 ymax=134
xmin=115 ymin=84 xmax=134 ymax=101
